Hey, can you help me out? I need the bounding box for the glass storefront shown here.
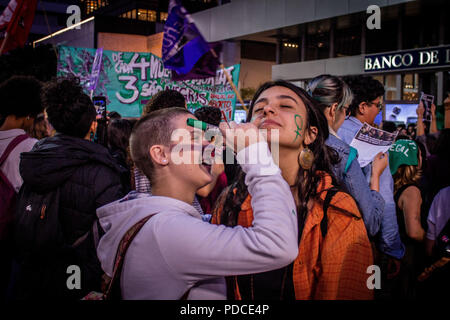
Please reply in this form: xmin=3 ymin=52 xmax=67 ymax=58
xmin=403 ymin=73 xmax=419 ymax=101
xmin=372 ymin=73 xmax=423 ymax=102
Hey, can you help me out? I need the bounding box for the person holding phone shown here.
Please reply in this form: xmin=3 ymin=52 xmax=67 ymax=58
xmin=93 ymin=96 xmax=108 ymax=146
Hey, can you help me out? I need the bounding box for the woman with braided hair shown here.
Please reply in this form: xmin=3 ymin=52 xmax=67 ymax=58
xmin=212 ymin=80 xmax=374 ymax=300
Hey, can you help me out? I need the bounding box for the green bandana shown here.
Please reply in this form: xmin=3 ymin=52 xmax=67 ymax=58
xmin=388 ymin=139 xmax=418 ymax=175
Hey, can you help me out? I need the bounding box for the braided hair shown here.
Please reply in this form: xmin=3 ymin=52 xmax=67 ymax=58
xmin=218 ymin=80 xmax=339 ymax=230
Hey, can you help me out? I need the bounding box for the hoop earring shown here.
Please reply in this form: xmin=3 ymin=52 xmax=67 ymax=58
xmin=299 ymin=146 xmax=314 ymax=170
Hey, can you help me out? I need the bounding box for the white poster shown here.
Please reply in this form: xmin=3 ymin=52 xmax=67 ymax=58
xmin=350 ymin=123 xmax=398 ymax=167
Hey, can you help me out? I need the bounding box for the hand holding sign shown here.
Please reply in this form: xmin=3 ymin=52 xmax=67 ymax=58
xmin=420 ymin=92 xmax=434 ymax=122
xmin=372 ymin=152 xmax=389 ymax=177
xmin=416 ymin=101 xmax=425 ymax=119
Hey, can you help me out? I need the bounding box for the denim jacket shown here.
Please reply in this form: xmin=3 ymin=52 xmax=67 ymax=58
xmin=338 ymin=117 xmax=405 ymax=259
xmin=326 ymin=133 xmax=384 ymax=237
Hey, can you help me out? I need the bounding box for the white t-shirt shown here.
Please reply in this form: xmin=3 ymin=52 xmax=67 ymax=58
xmin=0 ymin=129 xmax=37 ymax=192
xmin=426 ymin=186 xmax=450 ymax=241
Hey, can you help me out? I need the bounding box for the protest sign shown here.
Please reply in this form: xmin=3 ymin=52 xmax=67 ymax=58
xmin=419 ymin=92 xmax=434 ymax=122
xmin=350 ymin=123 xmax=398 ymax=168
xmin=57 ymin=45 xmax=240 ymax=119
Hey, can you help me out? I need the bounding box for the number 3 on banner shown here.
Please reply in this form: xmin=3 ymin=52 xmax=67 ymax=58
xmin=116 ymin=75 xmax=139 ymax=104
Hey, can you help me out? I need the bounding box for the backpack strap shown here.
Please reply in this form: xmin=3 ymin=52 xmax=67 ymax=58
xmin=344 ymin=147 xmax=358 ymax=174
xmin=320 ymin=187 xmax=339 ymax=238
xmin=104 ymin=214 xmax=154 ymax=300
xmin=0 ymin=134 xmax=29 ymax=167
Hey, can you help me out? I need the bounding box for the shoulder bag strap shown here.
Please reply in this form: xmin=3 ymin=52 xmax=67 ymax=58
xmin=104 ymin=214 xmax=154 ymax=300
xmin=320 ymin=187 xmax=339 ymax=238
xmin=0 ymin=134 xmax=29 ymax=167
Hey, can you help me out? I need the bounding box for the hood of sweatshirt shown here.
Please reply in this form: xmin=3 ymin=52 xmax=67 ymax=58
xmin=96 ymin=191 xmax=201 ymax=276
xmin=19 ymin=134 xmax=125 ymax=192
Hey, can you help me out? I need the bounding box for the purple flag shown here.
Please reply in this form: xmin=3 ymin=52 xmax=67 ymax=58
xmin=162 ymin=0 xmax=220 ymax=80
xmin=88 ymin=47 xmax=103 ymax=91
xmin=171 ymin=42 xmax=222 ymax=81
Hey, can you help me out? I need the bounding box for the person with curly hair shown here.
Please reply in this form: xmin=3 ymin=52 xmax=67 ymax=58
xmin=27 ymin=112 xmax=53 ymax=140
xmin=11 ymin=76 xmax=126 ymax=300
xmin=338 ymin=75 xmax=405 ymax=297
xmin=212 ymin=80 xmax=374 ymax=300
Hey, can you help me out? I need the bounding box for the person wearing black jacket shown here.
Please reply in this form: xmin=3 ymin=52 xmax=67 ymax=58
xmin=10 ymin=77 xmax=125 ymax=300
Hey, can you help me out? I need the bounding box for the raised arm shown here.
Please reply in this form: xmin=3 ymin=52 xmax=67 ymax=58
xmin=399 ymin=186 xmax=425 ymax=242
xmin=157 ymin=124 xmax=299 ymax=281
xmin=445 ymin=94 xmax=450 ymax=129
xmin=416 ymin=102 xmax=425 ymax=137
xmin=371 ymin=152 xmax=388 ymax=192
xmin=430 ymin=104 xmax=438 ymax=134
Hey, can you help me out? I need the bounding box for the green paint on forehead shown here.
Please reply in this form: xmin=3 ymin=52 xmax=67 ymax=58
xmin=293 ymin=114 xmax=303 ymax=142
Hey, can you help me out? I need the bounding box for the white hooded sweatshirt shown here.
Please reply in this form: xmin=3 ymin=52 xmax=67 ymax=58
xmin=96 ymin=142 xmax=298 ymax=299
xmin=0 ymin=129 xmax=37 ymax=192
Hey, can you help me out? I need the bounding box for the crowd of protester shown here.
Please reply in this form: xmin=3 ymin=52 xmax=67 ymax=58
xmin=0 ymin=73 xmax=448 ymax=300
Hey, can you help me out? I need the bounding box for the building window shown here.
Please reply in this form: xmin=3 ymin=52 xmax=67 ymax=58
xmin=334 ymin=27 xmax=361 ymax=57
xmin=81 ymin=0 xmax=109 ymax=15
xmin=402 ymin=16 xmax=421 ymax=50
xmin=403 ymin=73 xmax=419 ymax=101
xmin=160 ymin=12 xmax=168 ymax=22
xmin=304 ymin=20 xmax=331 ymax=61
xmin=384 ymin=74 xmax=398 ymax=101
xmin=372 ymin=75 xmax=400 ymax=101
xmin=334 ymin=14 xmax=361 ymax=57
xmin=85 ymin=0 xmax=97 ymax=14
xmin=120 ymin=10 xmax=137 ymax=20
xmin=241 ymin=41 xmax=276 ymax=62
xmin=281 ymin=40 xmax=300 ymax=64
xmin=138 ymin=9 xmax=157 ymax=22
xmin=366 ymin=20 xmax=398 ymax=54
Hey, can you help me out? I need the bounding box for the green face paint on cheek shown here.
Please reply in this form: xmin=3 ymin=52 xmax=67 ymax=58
xmin=293 ymin=114 xmax=303 ymax=142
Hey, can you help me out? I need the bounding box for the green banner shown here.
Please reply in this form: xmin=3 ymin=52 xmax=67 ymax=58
xmin=57 ymin=45 xmax=241 ymax=119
